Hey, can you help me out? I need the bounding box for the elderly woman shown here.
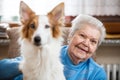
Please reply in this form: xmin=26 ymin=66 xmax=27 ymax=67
xmin=0 ymin=14 xmax=107 ymax=80
xmin=61 ymin=14 xmax=107 ymax=80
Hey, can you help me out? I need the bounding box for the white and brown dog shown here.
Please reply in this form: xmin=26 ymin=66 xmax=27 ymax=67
xmin=19 ymin=1 xmax=65 ymax=80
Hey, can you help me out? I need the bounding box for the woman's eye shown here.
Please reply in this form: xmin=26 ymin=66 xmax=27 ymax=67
xmin=45 ymin=25 xmax=50 ymax=28
xmin=79 ymin=34 xmax=85 ymax=38
xmin=91 ymin=40 xmax=97 ymax=45
xmin=30 ymin=23 xmax=35 ymax=29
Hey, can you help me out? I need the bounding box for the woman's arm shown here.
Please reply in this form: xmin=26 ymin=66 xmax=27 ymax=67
xmin=0 ymin=57 xmax=22 ymax=80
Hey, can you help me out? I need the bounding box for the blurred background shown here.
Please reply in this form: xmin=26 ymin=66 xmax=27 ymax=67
xmin=0 ymin=0 xmax=120 ymax=80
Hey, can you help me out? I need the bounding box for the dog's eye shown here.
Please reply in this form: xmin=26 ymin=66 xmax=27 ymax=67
xmin=45 ymin=25 xmax=50 ymax=28
xmin=30 ymin=23 xmax=35 ymax=29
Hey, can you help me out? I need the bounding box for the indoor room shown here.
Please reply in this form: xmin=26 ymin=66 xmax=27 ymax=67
xmin=0 ymin=0 xmax=120 ymax=80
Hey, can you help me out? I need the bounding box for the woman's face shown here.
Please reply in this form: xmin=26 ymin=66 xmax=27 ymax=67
xmin=68 ymin=24 xmax=101 ymax=65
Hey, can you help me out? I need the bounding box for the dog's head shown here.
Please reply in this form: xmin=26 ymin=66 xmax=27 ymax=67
xmin=20 ymin=1 xmax=64 ymax=47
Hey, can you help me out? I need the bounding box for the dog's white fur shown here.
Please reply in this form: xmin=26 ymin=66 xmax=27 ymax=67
xmin=19 ymin=1 xmax=65 ymax=80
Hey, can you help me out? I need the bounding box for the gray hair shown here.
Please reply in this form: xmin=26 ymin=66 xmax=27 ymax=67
xmin=69 ymin=14 xmax=106 ymax=46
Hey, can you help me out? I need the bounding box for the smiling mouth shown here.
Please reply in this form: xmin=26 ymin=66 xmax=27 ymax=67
xmin=76 ymin=45 xmax=88 ymax=53
xmin=75 ymin=45 xmax=88 ymax=59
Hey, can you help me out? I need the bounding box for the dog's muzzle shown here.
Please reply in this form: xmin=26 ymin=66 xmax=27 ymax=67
xmin=34 ymin=36 xmax=41 ymax=46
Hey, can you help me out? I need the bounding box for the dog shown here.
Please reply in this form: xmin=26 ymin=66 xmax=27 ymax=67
xmin=19 ymin=1 xmax=65 ymax=80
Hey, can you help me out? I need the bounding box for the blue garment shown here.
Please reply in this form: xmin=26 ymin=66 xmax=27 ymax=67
xmin=0 ymin=45 xmax=107 ymax=80
xmin=0 ymin=57 xmax=22 ymax=80
xmin=60 ymin=45 xmax=107 ymax=80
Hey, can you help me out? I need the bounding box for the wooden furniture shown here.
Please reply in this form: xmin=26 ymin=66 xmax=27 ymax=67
xmin=94 ymin=16 xmax=120 ymax=34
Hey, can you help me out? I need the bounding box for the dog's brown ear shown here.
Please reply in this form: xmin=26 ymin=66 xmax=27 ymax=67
xmin=20 ymin=1 xmax=35 ymax=24
xmin=48 ymin=3 xmax=64 ymax=22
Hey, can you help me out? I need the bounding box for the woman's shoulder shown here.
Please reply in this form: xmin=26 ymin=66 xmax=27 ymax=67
xmin=61 ymin=45 xmax=68 ymax=54
xmin=87 ymin=58 xmax=106 ymax=74
xmin=61 ymin=45 xmax=68 ymax=50
xmin=88 ymin=58 xmax=107 ymax=79
xmin=88 ymin=58 xmax=102 ymax=68
xmin=60 ymin=45 xmax=68 ymax=63
xmin=88 ymin=58 xmax=105 ymax=72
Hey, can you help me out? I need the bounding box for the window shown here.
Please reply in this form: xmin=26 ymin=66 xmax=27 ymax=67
xmin=0 ymin=0 xmax=120 ymax=22
xmin=0 ymin=0 xmax=63 ymax=22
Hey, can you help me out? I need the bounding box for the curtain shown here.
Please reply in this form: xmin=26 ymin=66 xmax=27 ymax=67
xmin=0 ymin=0 xmax=63 ymax=22
xmin=0 ymin=0 xmax=120 ymax=22
xmin=65 ymin=0 xmax=120 ymax=16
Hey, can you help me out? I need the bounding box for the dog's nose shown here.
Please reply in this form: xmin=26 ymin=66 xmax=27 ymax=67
xmin=34 ymin=36 xmax=41 ymax=46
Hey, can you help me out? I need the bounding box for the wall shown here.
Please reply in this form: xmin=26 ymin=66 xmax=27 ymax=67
xmin=96 ymin=40 xmax=120 ymax=64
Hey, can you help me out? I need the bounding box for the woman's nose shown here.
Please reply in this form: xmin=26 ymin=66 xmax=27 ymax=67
xmin=82 ymin=39 xmax=90 ymax=47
